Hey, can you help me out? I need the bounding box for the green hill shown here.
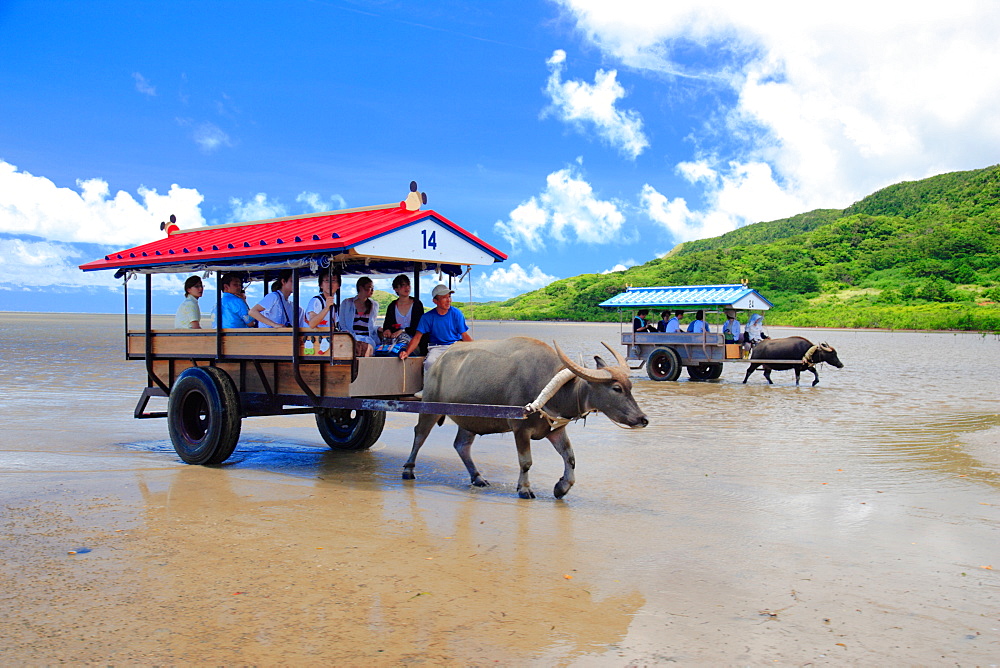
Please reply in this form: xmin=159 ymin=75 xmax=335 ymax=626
xmin=466 ymin=165 xmax=1000 ymax=331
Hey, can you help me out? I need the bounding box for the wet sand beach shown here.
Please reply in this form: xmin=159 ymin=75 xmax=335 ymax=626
xmin=1 ymin=313 xmax=999 ymax=665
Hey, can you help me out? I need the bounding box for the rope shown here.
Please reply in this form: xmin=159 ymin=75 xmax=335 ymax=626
xmin=801 ymin=345 xmax=819 ymax=367
xmin=523 ymin=368 xmax=588 ymax=430
xmin=524 ymin=368 xmax=575 ymax=413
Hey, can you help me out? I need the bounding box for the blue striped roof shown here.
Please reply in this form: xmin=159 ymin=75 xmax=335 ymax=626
xmin=599 ymin=284 xmax=772 ymax=310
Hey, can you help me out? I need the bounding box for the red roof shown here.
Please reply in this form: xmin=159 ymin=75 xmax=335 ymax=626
xmin=79 ymin=203 xmax=506 ymax=272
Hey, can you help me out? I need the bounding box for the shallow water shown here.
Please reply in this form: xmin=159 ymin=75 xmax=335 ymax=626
xmin=2 ymin=312 xmax=999 ymax=664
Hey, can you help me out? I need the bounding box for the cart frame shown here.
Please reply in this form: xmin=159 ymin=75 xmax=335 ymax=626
xmin=83 ymin=196 xmax=527 ymax=464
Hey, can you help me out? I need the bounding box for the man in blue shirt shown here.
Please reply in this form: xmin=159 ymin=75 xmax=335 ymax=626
xmin=399 ymin=284 xmax=472 ymax=370
xmin=218 ymin=272 xmax=251 ymax=328
xmin=687 ymin=309 xmax=710 ymax=333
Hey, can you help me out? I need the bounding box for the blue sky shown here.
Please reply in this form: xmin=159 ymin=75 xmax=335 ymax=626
xmin=3 ymin=0 xmax=1000 ymax=313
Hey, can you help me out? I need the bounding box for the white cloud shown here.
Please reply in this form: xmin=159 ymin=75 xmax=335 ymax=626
xmin=494 ymin=164 xmax=627 ymax=251
xmin=543 ymin=49 xmax=649 ymax=160
xmin=641 ymin=159 xmax=803 ymax=242
xmin=0 ymin=237 xmax=163 ymax=292
xmin=601 ymin=259 xmax=636 ymax=274
xmin=557 ymin=0 xmax=1000 ymax=215
xmin=192 ymin=122 xmax=233 ymax=153
xmin=475 ymin=263 xmax=558 ymax=300
xmin=0 ymin=160 xmax=205 ymax=246
xmin=227 ymin=193 xmax=287 ymax=222
xmin=132 ymin=72 xmax=156 ymax=97
xmin=296 ymin=192 xmax=348 ymax=212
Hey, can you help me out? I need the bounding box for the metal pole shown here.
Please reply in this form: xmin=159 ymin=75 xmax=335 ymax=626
xmin=216 ymin=272 xmax=224 ymax=360
xmin=143 ymin=273 xmax=168 ymax=393
xmin=123 ymin=276 xmax=128 ymax=361
xmin=290 ymin=267 xmax=317 ymax=403
xmin=413 ymin=262 xmax=420 ymax=299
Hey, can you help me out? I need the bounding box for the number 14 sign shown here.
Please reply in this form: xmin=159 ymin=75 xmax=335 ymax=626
xmin=352 ymin=219 xmax=497 ymax=265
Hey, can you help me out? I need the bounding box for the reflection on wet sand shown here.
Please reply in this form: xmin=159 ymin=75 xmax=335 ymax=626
xmin=873 ymin=413 xmax=1000 ymax=490
xmin=126 ymin=465 xmax=643 ymax=664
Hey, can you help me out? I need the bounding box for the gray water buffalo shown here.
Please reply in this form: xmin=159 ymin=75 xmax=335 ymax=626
xmin=402 ymin=337 xmax=649 ymax=499
xmin=742 ymin=336 xmax=844 ymax=386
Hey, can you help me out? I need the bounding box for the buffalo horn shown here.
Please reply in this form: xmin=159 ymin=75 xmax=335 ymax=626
xmin=601 ymin=340 xmax=629 ymax=368
xmin=554 ymin=341 xmax=612 ymax=383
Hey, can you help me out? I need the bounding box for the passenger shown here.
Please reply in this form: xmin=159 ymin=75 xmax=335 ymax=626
xmin=250 ymin=270 xmax=297 ymax=328
xmin=218 ymin=272 xmax=252 ymax=328
xmin=399 ymin=284 xmax=472 ymax=371
xmin=632 ymin=309 xmax=657 ymax=332
xmin=745 ymin=313 xmax=769 ymax=349
xmin=657 ymin=310 xmax=679 ymax=333
xmin=380 ymin=274 xmax=424 ymax=348
xmin=174 ymin=276 xmax=204 ymax=329
xmin=687 ymin=310 xmax=710 ymax=333
xmin=236 ymin=285 xmax=256 ymax=327
xmin=305 ymin=270 xmax=340 ymax=354
xmin=721 ymin=309 xmax=742 ymax=343
xmin=339 ymin=276 xmax=380 ymax=357
xmin=306 ymin=270 xmax=340 ymax=330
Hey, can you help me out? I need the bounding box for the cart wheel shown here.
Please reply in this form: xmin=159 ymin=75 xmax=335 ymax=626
xmin=167 ymin=366 xmax=242 ymax=465
xmin=687 ymin=363 xmax=724 ymax=381
xmin=315 ymin=408 xmax=386 ymax=451
xmin=646 ymin=347 xmax=681 ymax=381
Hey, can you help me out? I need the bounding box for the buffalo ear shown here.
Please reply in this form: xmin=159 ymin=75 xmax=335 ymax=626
xmin=594 ymin=355 xmax=608 ymax=369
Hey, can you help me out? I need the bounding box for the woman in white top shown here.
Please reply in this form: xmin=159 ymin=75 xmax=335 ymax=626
xmin=305 ymin=270 xmax=340 ymax=355
xmin=306 ymin=270 xmax=340 ymax=330
xmin=338 ymin=276 xmax=379 ymax=357
xmin=174 ymin=276 xmax=204 ymax=328
xmin=745 ymin=313 xmax=769 ymax=349
xmin=250 ymin=270 xmax=297 ymax=328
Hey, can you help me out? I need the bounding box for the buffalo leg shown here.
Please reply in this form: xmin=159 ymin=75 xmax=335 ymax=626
xmin=547 ymin=428 xmax=576 ymax=499
xmin=514 ymin=429 xmax=535 ymax=499
xmin=810 ymin=367 xmax=820 ymax=386
xmin=763 ymin=366 xmax=774 ymax=384
xmin=742 ymin=364 xmax=759 ymax=383
xmin=794 ymin=367 xmax=801 ymax=385
xmin=453 ymin=427 xmax=489 ymax=488
xmin=402 ymin=413 xmax=442 ymax=480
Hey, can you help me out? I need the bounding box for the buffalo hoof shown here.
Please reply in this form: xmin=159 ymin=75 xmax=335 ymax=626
xmin=518 ymin=488 xmax=536 ymax=499
xmin=402 ymin=468 xmax=415 ymax=480
xmin=472 ymin=475 xmax=490 ymax=488
xmin=554 ymin=478 xmax=573 ymax=499
xmin=812 ymin=379 xmax=820 ymax=386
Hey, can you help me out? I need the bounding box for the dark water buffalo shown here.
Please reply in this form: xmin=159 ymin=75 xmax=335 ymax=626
xmin=402 ymin=337 xmax=649 ymax=499
xmin=742 ymin=336 xmax=844 ymax=386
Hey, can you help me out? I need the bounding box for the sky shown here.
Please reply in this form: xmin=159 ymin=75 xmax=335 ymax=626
xmin=3 ymin=0 xmax=1000 ymax=314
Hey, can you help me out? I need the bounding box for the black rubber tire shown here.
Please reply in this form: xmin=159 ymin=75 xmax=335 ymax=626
xmin=315 ymin=409 xmax=386 ymax=451
xmin=687 ymin=363 xmax=724 ymax=381
xmin=646 ymin=347 xmax=682 ymax=381
xmin=167 ymin=366 xmax=242 ymax=465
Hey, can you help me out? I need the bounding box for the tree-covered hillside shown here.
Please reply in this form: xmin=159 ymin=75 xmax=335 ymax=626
xmin=467 ymin=165 xmax=1000 ymax=331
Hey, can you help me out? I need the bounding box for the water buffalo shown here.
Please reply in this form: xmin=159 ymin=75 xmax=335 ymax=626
xmin=402 ymin=337 xmax=649 ymax=499
xmin=742 ymin=336 xmax=844 ymax=386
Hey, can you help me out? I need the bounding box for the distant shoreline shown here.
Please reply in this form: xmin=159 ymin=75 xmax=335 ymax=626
xmin=2 ymin=311 xmax=996 ymax=335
